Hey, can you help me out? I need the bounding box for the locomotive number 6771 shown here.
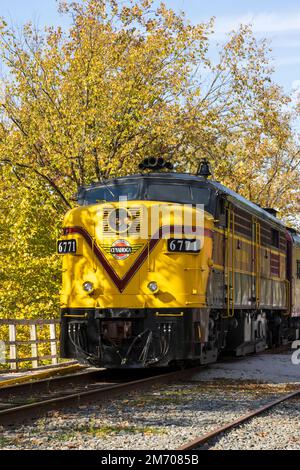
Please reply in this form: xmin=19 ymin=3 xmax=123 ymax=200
xmin=58 ymin=160 xmax=300 ymax=368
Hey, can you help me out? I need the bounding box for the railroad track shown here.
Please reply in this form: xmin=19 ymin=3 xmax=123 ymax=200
xmin=0 ymin=362 xmax=82 ymax=389
xmin=0 ymin=366 xmax=200 ymax=427
xmin=0 ymin=368 xmax=106 ymax=405
xmin=1 ymin=344 xmax=294 ymax=430
xmin=177 ymin=388 xmax=300 ymax=450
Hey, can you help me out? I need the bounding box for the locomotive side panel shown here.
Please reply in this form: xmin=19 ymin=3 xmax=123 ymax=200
xmin=291 ymin=233 xmax=300 ymax=317
xmin=209 ymin=202 xmax=288 ymax=312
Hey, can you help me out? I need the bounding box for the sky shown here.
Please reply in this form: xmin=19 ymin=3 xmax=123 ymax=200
xmin=0 ymin=0 xmax=300 ymax=97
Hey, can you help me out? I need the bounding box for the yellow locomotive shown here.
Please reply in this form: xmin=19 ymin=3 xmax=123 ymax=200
xmin=59 ymin=160 xmax=300 ymax=368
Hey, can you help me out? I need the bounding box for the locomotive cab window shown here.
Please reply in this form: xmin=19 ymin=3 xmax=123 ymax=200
xmin=146 ymin=183 xmax=212 ymax=210
xmin=80 ymin=183 xmax=140 ymax=205
xmin=271 ymin=228 xmax=279 ymax=248
xmin=297 ymin=260 xmax=300 ymax=279
xmin=191 ymin=187 xmax=212 ymax=209
xmin=77 ymin=178 xmax=213 ymax=211
xmin=146 ymin=183 xmax=191 ymax=203
xmin=215 ymin=196 xmax=227 ymax=227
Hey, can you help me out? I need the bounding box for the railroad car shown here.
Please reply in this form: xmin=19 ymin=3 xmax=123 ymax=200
xmin=59 ymin=160 xmax=300 ymax=368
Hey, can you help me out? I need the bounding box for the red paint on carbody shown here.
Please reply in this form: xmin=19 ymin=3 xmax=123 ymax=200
xmin=63 ymin=226 xmax=212 ymax=292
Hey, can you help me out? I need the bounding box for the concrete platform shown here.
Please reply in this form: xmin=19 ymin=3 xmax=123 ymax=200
xmin=0 ymin=370 xmax=30 ymax=382
xmin=192 ymin=351 xmax=300 ymax=384
xmin=0 ymin=362 xmax=80 ymax=387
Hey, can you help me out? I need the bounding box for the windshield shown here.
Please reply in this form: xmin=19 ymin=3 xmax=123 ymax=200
xmin=147 ymin=183 xmax=191 ymax=202
xmin=146 ymin=183 xmax=211 ymax=207
xmin=79 ymin=180 xmax=212 ymax=212
xmin=82 ymin=183 xmax=140 ymax=204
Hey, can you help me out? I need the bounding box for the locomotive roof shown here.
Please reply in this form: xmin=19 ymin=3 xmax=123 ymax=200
xmin=82 ymin=172 xmax=286 ymax=229
xmin=288 ymin=228 xmax=300 ymax=245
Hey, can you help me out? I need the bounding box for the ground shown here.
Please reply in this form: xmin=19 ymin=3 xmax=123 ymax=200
xmin=0 ymin=351 xmax=299 ymax=450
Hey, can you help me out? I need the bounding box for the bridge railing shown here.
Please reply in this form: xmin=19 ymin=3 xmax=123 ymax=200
xmin=0 ymin=319 xmax=60 ymax=371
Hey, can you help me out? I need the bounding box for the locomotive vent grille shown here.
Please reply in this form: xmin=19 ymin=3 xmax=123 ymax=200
xmin=102 ymin=207 xmax=142 ymax=237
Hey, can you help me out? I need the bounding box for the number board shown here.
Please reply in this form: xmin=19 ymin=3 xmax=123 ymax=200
xmin=167 ymin=238 xmax=200 ymax=253
xmin=57 ymin=239 xmax=77 ymax=254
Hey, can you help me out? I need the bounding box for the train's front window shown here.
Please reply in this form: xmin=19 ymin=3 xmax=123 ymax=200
xmin=79 ymin=179 xmax=212 ymax=212
xmin=83 ymin=183 xmax=140 ymax=204
xmin=147 ymin=183 xmax=191 ymax=203
xmin=191 ymin=187 xmax=212 ymax=207
xmin=146 ymin=183 xmax=212 ymax=210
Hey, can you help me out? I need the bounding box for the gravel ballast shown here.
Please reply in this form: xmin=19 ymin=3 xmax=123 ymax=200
xmin=197 ymin=399 xmax=300 ymax=450
xmin=0 ymin=352 xmax=299 ymax=450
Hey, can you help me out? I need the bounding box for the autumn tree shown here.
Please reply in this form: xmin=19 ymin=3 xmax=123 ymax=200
xmin=0 ymin=0 xmax=299 ymax=320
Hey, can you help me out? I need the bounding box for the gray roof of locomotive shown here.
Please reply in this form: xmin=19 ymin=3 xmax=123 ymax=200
xmin=82 ymin=172 xmax=286 ymax=230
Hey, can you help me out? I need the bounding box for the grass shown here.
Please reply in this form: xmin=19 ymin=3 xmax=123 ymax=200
xmin=87 ymin=424 xmax=164 ymax=437
xmin=58 ymin=423 xmax=165 ymax=441
xmin=0 ymin=435 xmax=16 ymax=447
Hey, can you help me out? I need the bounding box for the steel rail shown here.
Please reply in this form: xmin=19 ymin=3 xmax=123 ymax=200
xmin=0 ymin=369 xmax=104 ymax=401
xmin=177 ymin=388 xmax=300 ymax=450
xmin=0 ymin=366 xmax=200 ymax=426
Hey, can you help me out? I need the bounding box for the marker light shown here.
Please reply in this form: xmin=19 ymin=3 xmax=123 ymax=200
xmin=83 ymin=282 xmax=94 ymax=293
xmin=148 ymin=281 xmax=159 ymax=293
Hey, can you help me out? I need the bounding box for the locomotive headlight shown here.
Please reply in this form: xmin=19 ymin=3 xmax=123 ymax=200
xmin=83 ymin=281 xmax=94 ymax=293
xmin=147 ymin=281 xmax=159 ymax=293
